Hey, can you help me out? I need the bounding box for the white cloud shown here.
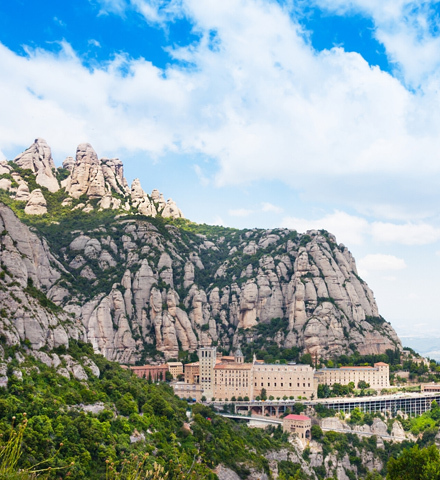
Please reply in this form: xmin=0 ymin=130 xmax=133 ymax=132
xmin=2 ymin=0 xmax=440 ymax=223
xmin=357 ymin=254 xmax=407 ymax=272
xmin=261 ymin=202 xmax=283 ymax=214
xmin=88 ymin=39 xmax=101 ymax=48
xmin=283 ymin=210 xmax=440 ymax=247
xmin=371 ymin=222 xmax=440 ymax=245
xmin=193 ymin=164 xmax=210 ymax=186
xmin=212 ymin=215 xmax=226 ymax=226
xmin=312 ymin=0 xmax=440 ymax=87
xmin=229 ymin=208 xmax=253 ymax=217
xmin=282 ymin=211 xmax=369 ymax=245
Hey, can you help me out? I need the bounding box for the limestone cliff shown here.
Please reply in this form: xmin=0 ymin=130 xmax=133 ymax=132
xmin=0 ymin=140 xmax=402 ymax=364
xmin=0 ymin=203 xmax=83 ymax=350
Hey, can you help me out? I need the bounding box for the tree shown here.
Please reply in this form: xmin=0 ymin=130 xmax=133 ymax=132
xmin=165 ymin=371 xmax=173 ymax=382
xmin=349 ymin=407 xmax=363 ymax=424
xmin=300 ymin=353 xmax=313 ymax=366
xmin=261 ymin=388 xmax=267 ymax=401
xmin=311 ymin=424 xmax=323 ymax=439
xmin=358 ymin=380 xmax=370 ymax=390
xmin=387 ymin=445 xmax=440 ymax=480
xmin=318 ymin=384 xmax=331 ymax=398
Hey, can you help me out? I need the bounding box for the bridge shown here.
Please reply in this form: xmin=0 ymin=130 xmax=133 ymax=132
xmin=219 ymin=413 xmax=282 ymax=426
xmin=210 ymin=400 xmax=296 ymax=417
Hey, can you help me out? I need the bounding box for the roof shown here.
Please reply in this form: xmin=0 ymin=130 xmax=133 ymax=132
xmin=214 ymin=363 xmax=252 ymax=370
xmin=167 ymin=362 xmax=183 ymax=366
xmin=374 ymin=362 xmax=389 ymax=366
xmin=129 ymin=364 xmax=168 ymax=370
xmin=284 ymin=414 xmax=310 ymax=421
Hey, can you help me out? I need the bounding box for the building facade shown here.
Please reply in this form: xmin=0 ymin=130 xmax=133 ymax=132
xmin=199 ymin=346 xmax=217 ymax=400
xmin=213 ymin=349 xmax=254 ymax=400
xmin=167 ymin=362 xmax=184 ymax=378
xmin=174 ymin=350 xmax=391 ymax=401
xmin=282 ymin=414 xmax=311 ymax=445
xmin=314 ymin=362 xmax=389 ymax=389
xmin=125 ymin=364 xmax=169 ymax=381
xmin=253 ymin=363 xmax=316 ymax=399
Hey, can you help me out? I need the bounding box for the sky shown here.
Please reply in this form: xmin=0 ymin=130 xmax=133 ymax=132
xmin=1 ymin=0 xmax=440 ymax=342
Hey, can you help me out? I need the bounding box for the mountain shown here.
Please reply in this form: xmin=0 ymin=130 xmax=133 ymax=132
xmin=0 ymin=139 xmax=402 ymax=364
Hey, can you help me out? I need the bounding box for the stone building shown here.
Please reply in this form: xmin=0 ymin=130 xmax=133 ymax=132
xmin=184 ymin=362 xmax=200 ymax=384
xmin=172 ymin=381 xmax=204 ymax=401
xmin=282 ymin=414 xmax=311 ymax=445
xmin=176 ymin=350 xmax=390 ymax=401
xmin=314 ymin=362 xmax=389 ymax=389
xmin=179 ymin=348 xmax=318 ymax=401
xmin=125 ymin=364 xmax=169 ymax=381
xmin=199 ymin=346 xmax=217 ymax=400
xmin=167 ymin=361 xmax=183 ymax=378
xmin=253 ymin=362 xmax=316 ymax=399
xmin=213 ymin=349 xmax=253 ymax=400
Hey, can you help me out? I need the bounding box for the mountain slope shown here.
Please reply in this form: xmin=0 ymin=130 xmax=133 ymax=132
xmin=0 ymin=140 xmax=402 ymax=363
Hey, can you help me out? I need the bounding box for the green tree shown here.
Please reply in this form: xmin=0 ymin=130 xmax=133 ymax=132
xmin=358 ymin=380 xmax=370 ymax=390
xmin=387 ymin=445 xmax=440 ymax=480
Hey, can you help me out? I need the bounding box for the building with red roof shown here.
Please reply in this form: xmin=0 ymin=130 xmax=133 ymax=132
xmin=282 ymin=414 xmax=311 ymax=444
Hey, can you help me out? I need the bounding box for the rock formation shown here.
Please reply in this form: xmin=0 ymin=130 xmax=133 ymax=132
xmin=0 ymin=203 xmax=83 ymax=349
xmin=0 ymin=140 xmax=402 ymax=364
xmin=14 ymin=138 xmax=60 ymax=192
xmin=24 ymin=189 xmax=47 ymax=215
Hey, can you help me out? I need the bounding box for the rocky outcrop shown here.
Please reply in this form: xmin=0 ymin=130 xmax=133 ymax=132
xmin=14 ymin=138 xmax=59 ymax=192
xmin=7 ymin=139 xmax=183 ymax=218
xmin=24 ymin=189 xmax=47 ymax=215
xmin=62 ymin=143 xmax=109 ymax=199
xmin=0 ymin=203 xmax=83 ymax=350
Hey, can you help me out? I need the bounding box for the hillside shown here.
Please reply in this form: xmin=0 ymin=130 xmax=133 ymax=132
xmin=0 ymin=139 xmax=402 ymax=364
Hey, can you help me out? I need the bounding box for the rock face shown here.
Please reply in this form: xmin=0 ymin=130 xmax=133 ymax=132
xmin=0 ymin=140 xmax=403 ymax=364
xmin=24 ymin=189 xmax=47 ymax=215
xmin=14 ymin=138 xmax=59 ymax=192
xmin=0 ymin=203 xmax=83 ymax=350
xmin=20 ymin=216 xmax=399 ymax=363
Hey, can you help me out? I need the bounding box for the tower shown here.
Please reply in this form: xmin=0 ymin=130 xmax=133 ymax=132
xmin=198 ymin=346 xmax=217 ymax=400
xmin=234 ymin=348 xmax=244 ymax=364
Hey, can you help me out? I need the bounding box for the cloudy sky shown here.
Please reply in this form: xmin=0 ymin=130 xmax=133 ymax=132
xmin=1 ymin=0 xmax=440 ymax=340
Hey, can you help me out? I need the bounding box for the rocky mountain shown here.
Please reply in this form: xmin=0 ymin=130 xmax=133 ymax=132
xmin=0 ymin=139 xmax=402 ymax=364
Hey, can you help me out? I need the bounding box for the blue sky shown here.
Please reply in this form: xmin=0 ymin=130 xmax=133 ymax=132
xmin=2 ymin=0 xmax=440 ymax=341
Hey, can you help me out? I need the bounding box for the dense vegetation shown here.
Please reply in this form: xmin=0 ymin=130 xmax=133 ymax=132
xmin=0 ymin=341 xmax=303 ymax=479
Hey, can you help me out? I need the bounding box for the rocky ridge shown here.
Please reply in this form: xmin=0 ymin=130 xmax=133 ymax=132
xmin=0 ymin=140 xmax=402 ymax=364
xmin=1 ymin=138 xmax=183 ymax=219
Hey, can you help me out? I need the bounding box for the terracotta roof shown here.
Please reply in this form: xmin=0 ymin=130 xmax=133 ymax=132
xmin=284 ymin=414 xmax=310 ymax=421
xmin=374 ymin=362 xmax=389 ymax=366
xmin=185 ymin=362 xmax=199 ymax=366
xmin=167 ymin=362 xmax=183 ymax=366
